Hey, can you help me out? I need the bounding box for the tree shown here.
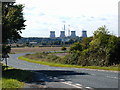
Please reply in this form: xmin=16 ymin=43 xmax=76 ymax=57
xmin=2 ymin=2 xmax=26 ymax=44
xmin=106 ymin=35 xmax=120 ymax=65
xmin=88 ymin=25 xmax=120 ymax=66
xmin=81 ymin=37 xmax=93 ymax=50
xmin=2 ymin=2 xmax=26 ymax=66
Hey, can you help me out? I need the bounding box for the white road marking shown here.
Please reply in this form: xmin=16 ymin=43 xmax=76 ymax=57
xmin=75 ymin=83 xmax=82 ymax=86
xmin=86 ymin=87 xmax=93 ymax=89
xmin=49 ymin=77 xmax=53 ymax=79
xmin=60 ymin=79 xmax=65 ymax=81
xmin=106 ymin=76 xmax=118 ymax=79
xmin=91 ymin=74 xmax=96 ymax=76
xmin=53 ymin=77 xmax=57 ymax=79
xmin=61 ymin=82 xmax=83 ymax=88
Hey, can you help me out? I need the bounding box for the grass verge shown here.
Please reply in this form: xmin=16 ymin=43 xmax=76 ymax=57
xmin=1 ymin=78 xmax=24 ymax=88
xmin=2 ymin=65 xmax=34 ymax=88
xmin=18 ymin=56 xmax=119 ymax=71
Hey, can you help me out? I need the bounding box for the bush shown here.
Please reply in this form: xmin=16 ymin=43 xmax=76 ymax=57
xmin=46 ymin=55 xmax=61 ymax=63
xmin=63 ymin=51 xmax=80 ymax=65
xmin=61 ymin=47 xmax=67 ymax=51
xmin=69 ymin=42 xmax=82 ymax=52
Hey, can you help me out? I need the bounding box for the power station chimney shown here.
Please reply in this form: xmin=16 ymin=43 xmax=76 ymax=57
xmin=60 ymin=31 xmax=65 ymax=38
xmin=50 ymin=31 xmax=55 ymax=38
xmin=68 ymin=25 xmax=70 ymax=36
xmin=82 ymin=30 xmax=87 ymax=38
xmin=70 ymin=31 xmax=76 ymax=37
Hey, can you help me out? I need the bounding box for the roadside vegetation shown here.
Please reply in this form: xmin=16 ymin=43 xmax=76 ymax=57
xmin=1 ymin=64 xmax=34 ymax=88
xmin=19 ymin=26 xmax=120 ymax=71
xmin=19 ymin=56 xmax=119 ymax=71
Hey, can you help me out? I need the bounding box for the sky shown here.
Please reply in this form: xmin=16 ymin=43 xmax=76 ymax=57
xmin=16 ymin=0 xmax=119 ymax=37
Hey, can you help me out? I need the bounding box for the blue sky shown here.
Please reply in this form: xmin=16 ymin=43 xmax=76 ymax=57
xmin=16 ymin=0 xmax=119 ymax=37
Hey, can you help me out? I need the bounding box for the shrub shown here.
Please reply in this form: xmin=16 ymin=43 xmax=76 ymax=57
xmin=46 ymin=55 xmax=62 ymax=63
xmin=61 ymin=47 xmax=67 ymax=51
xmin=63 ymin=51 xmax=80 ymax=65
xmin=69 ymin=42 xmax=82 ymax=52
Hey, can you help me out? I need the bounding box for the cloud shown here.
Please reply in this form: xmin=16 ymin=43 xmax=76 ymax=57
xmin=39 ymin=12 xmax=46 ymax=16
xmin=16 ymin=0 xmax=119 ymax=37
xmin=100 ymin=18 xmax=107 ymax=21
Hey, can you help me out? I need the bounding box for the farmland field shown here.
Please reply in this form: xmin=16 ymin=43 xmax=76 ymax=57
xmin=11 ymin=47 xmax=69 ymax=53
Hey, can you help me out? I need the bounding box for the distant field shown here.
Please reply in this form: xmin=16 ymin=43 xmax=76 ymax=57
xmin=11 ymin=47 xmax=69 ymax=53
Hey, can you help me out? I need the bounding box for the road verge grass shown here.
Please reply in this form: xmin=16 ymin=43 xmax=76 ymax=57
xmin=2 ymin=65 xmax=34 ymax=88
xmin=18 ymin=56 xmax=119 ymax=71
xmin=2 ymin=78 xmax=24 ymax=88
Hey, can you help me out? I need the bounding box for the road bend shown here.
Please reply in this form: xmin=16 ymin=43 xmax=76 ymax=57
xmin=2 ymin=53 xmax=119 ymax=90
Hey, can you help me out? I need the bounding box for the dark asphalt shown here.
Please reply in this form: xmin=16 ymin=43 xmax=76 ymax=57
xmin=2 ymin=53 xmax=119 ymax=89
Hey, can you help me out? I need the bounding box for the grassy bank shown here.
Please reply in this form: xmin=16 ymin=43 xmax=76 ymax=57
xmin=2 ymin=65 xmax=34 ymax=88
xmin=19 ymin=56 xmax=119 ymax=71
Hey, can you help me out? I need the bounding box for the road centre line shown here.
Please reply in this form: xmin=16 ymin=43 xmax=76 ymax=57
xmin=106 ymin=76 xmax=118 ymax=79
xmin=75 ymin=84 xmax=82 ymax=86
xmin=86 ymin=87 xmax=93 ymax=90
xmin=61 ymin=81 xmax=83 ymax=88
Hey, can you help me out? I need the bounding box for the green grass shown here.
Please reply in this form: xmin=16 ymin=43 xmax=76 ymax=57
xmin=2 ymin=65 xmax=34 ymax=88
xmin=18 ymin=56 xmax=119 ymax=71
xmin=2 ymin=78 xmax=24 ymax=88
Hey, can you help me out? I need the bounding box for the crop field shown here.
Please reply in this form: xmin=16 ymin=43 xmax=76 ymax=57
xmin=11 ymin=47 xmax=69 ymax=53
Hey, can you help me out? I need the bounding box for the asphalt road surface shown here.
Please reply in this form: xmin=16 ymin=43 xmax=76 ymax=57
xmin=2 ymin=53 xmax=119 ymax=90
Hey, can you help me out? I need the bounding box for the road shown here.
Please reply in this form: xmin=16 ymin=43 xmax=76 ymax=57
xmin=2 ymin=53 xmax=119 ymax=90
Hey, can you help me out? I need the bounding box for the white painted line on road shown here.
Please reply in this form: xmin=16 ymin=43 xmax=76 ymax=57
xmin=106 ymin=76 xmax=118 ymax=79
xmin=80 ymin=68 xmax=119 ymax=73
xmin=75 ymin=83 xmax=82 ymax=86
xmin=49 ymin=77 xmax=53 ymax=79
xmin=60 ymin=79 xmax=65 ymax=81
xmin=61 ymin=82 xmax=83 ymax=88
xmin=53 ymin=77 xmax=57 ymax=79
xmin=91 ymin=74 xmax=96 ymax=76
xmin=86 ymin=87 xmax=93 ymax=89
xmin=66 ymin=81 xmax=72 ymax=84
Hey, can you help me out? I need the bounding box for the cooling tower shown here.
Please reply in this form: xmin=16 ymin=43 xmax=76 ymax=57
xmin=60 ymin=31 xmax=65 ymax=38
xmin=82 ymin=30 xmax=87 ymax=38
xmin=50 ymin=31 xmax=55 ymax=38
xmin=70 ymin=31 xmax=76 ymax=37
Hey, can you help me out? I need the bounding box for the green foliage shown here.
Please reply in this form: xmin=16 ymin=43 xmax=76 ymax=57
xmin=2 ymin=78 xmax=24 ymax=88
xmin=69 ymin=42 xmax=82 ymax=52
xmin=25 ymin=52 xmax=62 ymax=63
xmin=21 ymin=25 xmax=120 ymax=67
xmin=106 ymin=36 xmax=120 ymax=65
xmin=2 ymin=65 xmax=34 ymax=88
xmin=25 ymin=52 xmax=48 ymax=60
xmin=19 ymin=56 xmax=119 ymax=71
xmin=2 ymin=2 xmax=26 ymax=44
xmin=68 ymin=25 xmax=120 ymax=66
xmin=81 ymin=37 xmax=93 ymax=49
xmin=61 ymin=47 xmax=67 ymax=51
xmin=63 ymin=51 xmax=80 ymax=65
xmin=46 ymin=55 xmax=61 ymax=63
xmin=2 ymin=45 xmax=11 ymax=54
xmin=2 ymin=2 xmax=26 ymax=55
